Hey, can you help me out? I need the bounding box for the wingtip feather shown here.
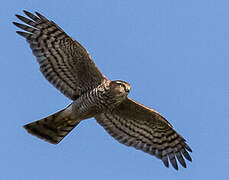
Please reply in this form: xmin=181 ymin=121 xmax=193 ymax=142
xmin=35 ymin=11 xmax=48 ymax=21
xmin=16 ymin=31 xmax=32 ymax=38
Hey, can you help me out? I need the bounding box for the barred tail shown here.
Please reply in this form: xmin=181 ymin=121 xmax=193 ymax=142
xmin=24 ymin=106 xmax=80 ymax=144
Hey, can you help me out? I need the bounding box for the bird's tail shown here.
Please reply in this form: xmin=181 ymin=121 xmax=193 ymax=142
xmin=24 ymin=105 xmax=80 ymax=144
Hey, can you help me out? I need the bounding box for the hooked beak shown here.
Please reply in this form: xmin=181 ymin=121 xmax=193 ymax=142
xmin=126 ymin=85 xmax=130 ymax=93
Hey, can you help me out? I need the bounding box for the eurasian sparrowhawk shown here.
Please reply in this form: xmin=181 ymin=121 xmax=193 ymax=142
xmin=13 ymin=10 xmax=192 ymax=170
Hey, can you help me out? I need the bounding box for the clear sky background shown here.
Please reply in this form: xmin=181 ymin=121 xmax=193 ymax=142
xmin=1 ymin=0 xmax=228 ymax=179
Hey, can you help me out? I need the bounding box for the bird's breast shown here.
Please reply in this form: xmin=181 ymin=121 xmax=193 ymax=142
xmin=71 ymin=86 xmax=125 ymax=120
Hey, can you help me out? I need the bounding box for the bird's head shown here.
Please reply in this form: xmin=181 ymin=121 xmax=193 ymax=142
xmin=109 ymin=80 xmax=131 ymax=99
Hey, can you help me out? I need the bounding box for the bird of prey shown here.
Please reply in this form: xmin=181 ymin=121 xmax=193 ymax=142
xmin=13 ymin=10 xmax=192 ymax=170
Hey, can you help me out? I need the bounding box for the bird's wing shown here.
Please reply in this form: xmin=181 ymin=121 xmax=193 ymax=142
xmin=95 ymin=97 xmax=192 ymax=170
xmin=13 ymin=11 xmax=106 ymax=100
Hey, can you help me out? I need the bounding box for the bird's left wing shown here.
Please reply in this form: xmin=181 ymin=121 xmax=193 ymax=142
xmin=95 ymin=97 xmax=192 ymax=170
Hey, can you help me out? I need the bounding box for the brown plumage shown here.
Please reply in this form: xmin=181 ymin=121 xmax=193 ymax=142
xmin=13 ymin=10 xmax=192 ymax=170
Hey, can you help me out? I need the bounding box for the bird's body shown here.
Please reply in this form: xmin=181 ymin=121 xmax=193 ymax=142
xmin=13 ymin=10 xmax=192 ymax=170
xmin=70 ymin=80 xmax=130 ymax=120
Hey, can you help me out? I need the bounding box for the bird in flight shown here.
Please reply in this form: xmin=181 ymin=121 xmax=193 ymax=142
xmin=13 ymin=10 xmax=192 ymax=170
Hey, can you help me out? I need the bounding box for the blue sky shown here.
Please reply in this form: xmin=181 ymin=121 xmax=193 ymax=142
xmin=1 ymin=0 xmax=229 ymax=179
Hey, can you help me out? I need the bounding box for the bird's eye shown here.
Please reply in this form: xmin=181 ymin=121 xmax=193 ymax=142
xmin=119 ymin=85 xmax=123 ymax=89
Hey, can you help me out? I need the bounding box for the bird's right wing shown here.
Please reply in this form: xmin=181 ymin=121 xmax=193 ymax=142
xmin=13 ymin=11 xmax=106 ymax=100
xmin=95 ymin=97 xmax=192 ymax=170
